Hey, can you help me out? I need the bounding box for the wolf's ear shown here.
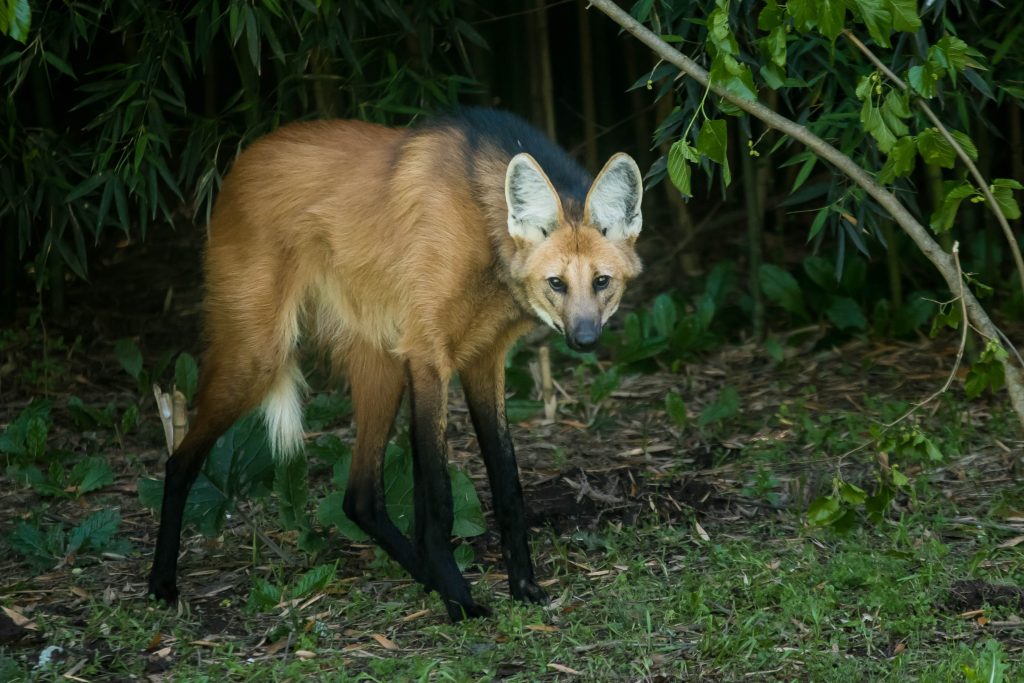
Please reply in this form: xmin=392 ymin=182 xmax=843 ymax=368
xmin=585 ymin=153 xmax=643 ymax=241
xmin=506 ymin=153 xmax=561 ymax=243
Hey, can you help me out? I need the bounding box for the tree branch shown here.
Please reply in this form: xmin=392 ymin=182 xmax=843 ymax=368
xmin=842 ymin=29 xmax=1024 ymax=296
xmin=587 ymin=0 xmax=1024 ymax=430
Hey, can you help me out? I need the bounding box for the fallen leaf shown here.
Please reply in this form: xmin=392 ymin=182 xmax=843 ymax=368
xmin=1 ymin=607 xmax=31 ymax=627
xmin=548 ymin=663 xmax=581 ymax=675
xmin=371 ymin=633 xmax=399 ymax=650
xmin=526 ymin=624 xmax=558 ymax=632
xmin=997 ymin=535 xmax=1024 ymax=549
xmin=694 ymin=521 xmax=711 ymax=542
xmin=401 ymin=609 xmax=430 ymax=622
xmin=295 ymin=650 xmax=316 ymax=660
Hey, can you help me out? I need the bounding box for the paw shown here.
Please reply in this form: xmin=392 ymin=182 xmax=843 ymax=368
xmin=511 ymin=578 xmax=549 ymax=605
xmin=148 ymin=575 xmax=179 ymax=604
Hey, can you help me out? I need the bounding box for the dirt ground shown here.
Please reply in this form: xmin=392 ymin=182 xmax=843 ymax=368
xmin=2 ymin=222 xmax=1023 ymax=679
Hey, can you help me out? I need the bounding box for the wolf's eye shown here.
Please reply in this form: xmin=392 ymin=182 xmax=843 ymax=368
xmin=593 ymin=275 xmax=611 ymax=291
xmin=547 ymin=277 xmax=567 ymax=293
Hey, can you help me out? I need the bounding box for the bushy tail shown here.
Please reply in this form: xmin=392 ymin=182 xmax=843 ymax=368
xmin=261 ymin=360 xmax=307 ymax=460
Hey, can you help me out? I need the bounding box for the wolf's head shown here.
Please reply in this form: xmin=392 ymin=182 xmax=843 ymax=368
xmin=505 ymin=153 xmax=644 ymax=352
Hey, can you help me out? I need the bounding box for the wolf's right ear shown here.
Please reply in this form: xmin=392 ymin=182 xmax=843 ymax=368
xmin=505 ymin=153 xmax=561 ymax=244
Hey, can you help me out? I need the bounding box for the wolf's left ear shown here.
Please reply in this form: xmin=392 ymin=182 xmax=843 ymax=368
xmin=585 ymin=153 xmax=643 ymax=241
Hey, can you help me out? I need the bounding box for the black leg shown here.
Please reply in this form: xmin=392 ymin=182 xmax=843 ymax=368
xmin=407 ymin=361 xmax=489 ymax=621
xmin=343 ymin=342 xmax=431 ymax=587
xmin=462 ymin=356 xmax=547 ymax=605
xmin=148 ymin=428 xmax=221 ymax=602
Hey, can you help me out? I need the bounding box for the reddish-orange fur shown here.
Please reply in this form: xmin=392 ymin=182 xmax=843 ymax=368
xmin=149 ymin=111 xmax=644 ymax=621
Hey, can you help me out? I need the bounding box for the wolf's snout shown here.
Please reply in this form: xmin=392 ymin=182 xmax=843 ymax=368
xmin=567 ymin=319 xmax=601 ymax=352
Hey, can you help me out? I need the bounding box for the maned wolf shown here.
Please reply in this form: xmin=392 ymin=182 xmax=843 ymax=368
xmin=148 ymin=108 xmax=644 ymax=621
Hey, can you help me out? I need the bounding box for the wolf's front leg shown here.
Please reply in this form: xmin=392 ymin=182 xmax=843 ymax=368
xmin=462 ymin=353 xmax=548 ymax=606
xmin=406 ymin=361 xmax=490 ymax=621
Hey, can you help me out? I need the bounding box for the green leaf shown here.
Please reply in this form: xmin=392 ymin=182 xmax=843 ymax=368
xmin=887 ymin=0 xmax=921 ymax=33
xmin=698 ymin=386 xmax=740 ymax=428
xmin=9 ymin=521 xmax=52 ymax=569
xmin=137 ymin=477 xmax=164 ymax=511
xmin=916 ymin=128 xmax=956 ymax=168
xmin=929 ymin=182 xmax=975 ymax=233
xmin=304 ymin=392 xmax=352 ymax=431
xmin=174 ymin=353 xmax=199 ymax=402
xmin=878 ymin=135 xmax=917 ymax=183
xmin=807 ymin=495 xmax=843 ymax=526
xmin=454 ymin=543 xmax=475 ymax=571
xmin=787 ymin=0 xmax=816 ymax=33
xmin=852 ymin=0 xmax=893 ymax=47
xmin=651 ymin=294 xmax=678 ymax=338
xmin=807 ymin=206 xmax=830 ymax=241
xmin=114 ymin=339 xmax=143 ymax=380
xmin=758 ymin=0 xmax=784 ymax=31
xmin=665 ymin=391 xmax=688 ymax=428
xmin=861 ymin=96 xmax=901 ymax=153
xmin=67 ymin=508 xmax=120 ymax=555
xmin=765 ymin=25 xmax=787 ymax=68
xmin=247 ymin=577 xmax=282 ymax=612
xmin=697 ymin=119 xmax=731 ymax=186
xmin=316 ymin=493 xmax=358 ymax=544
xmin=0 ymin=0 xmax=31 ymax=42
xmin=817 ymin=0 xmax=847 ymax=40
xmin=383 ymin=443 xmax=414 ymax=534
xmin=451 ymin=467 xmax=486 ymax=537
xmin=890 ymin=467 xmax=910 ymax=488
xmin=178 ymin=413 xmax=275 ymax=537
xmin=935 ymin=36 xmax=983 ymax=73
xmin=0 ymin=400 xmax=50 ymax=457
xmin=667 ymin=140 xmax=699 ymax=197
xmin=709 ymin=54 xmax=758 ymax=103
xmin=839 ymin=481 xmax=868 ymax=505
xmin=275 ymin=454 xmax=309 ymax=532
xmin=991 ymin=179 xmax=1023 ymax=220
xmin=629 ymin=0 xmax=655 ymax=22
xmin=950 ymin=130 xmax=978 ymax=162
xmin=66 ymin=396 xmax=115 ymax=430
xmin=764 ymin=337 xmax=784 ymax=363
xmin=41 ymin=51 xmax=75 ymax=78
xmin=506 ymin=399 xmax=544 ymax=423
xmin=826 ymin=296 xmax=868 ymax=331
xmin=290 ymin=563 xmax=336 ymax=600
xmin=70 ymin=457 xmax=115 ymax=495
xmin=791 ymin=154 xmax=818 ymax=193
xmin=759 ymin=264 xmax=809 ymax=318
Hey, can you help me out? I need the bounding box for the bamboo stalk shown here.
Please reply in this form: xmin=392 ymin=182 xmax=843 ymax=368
xmin=536 ymin=0 xmax=556 ymax=139
xmin=539 ymin=345 xmax=556 ymax=423
xmin=172 ymin=389 xmax=188 ymax=451
xmin=587 ymin=0 xmax=1024 ymax=430
xmin=741 ymin=127 xmax=765 ymax=341
xmin=578 ymin=0 xmax=598 ymax=170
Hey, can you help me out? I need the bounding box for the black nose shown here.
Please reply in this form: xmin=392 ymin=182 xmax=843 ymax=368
xmin=567 ymin=320 xmax=601 ymax=352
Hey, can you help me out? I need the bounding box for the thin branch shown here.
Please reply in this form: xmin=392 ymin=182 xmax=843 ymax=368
xmin=886 ymin=241 xmax=969 ymax=428
xmin=587 ymin=0 xmax=1024 ymax=430
xmin=842 ymin=29 xmax=1024 ymax=296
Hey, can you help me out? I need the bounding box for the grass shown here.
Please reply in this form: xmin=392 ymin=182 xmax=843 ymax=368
xmin=2 ymin=338 xmax=1023 ymax=681
xmin=3 ymin=510 xmax=1019 ymax=681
